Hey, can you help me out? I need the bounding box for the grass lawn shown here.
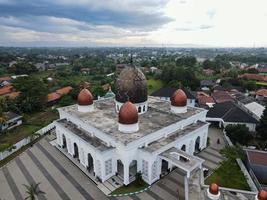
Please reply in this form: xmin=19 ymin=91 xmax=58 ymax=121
xmin=205 ymin=160 xmax=250 ymax=190
xmin=110 ymin=180 xmax=149 ymax=195
xmin=0 ymin=110 xmax=58 ymax=152
xmin=256 ymin=81 xmax=267 ymax=86
xmin=147 ymin=79 xmax=163 ymax=95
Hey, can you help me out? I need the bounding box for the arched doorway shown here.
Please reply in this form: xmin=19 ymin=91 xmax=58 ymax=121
xmin=117 ymin=160 xmax=124 ymax=179
xmin=62 ymin=134 xmax=67 ymax=149
xmin=87 ymin=153 xmax=94 ymax=173
xmin=195 ymin=136 xmax=201 ymax=153
xmin=73 ymin=143 xmax=79 ymax=160
xmin=181 ymin=144 xmax=186 ymax=152
xmin=161 ymin=159 xmax=169 ymax=176
xmin=129 ymin=160 xmax=137 ymax=180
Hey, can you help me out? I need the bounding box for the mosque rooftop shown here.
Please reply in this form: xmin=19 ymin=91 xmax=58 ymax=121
xmin=59 ymin=96 xmax=206 ymax=145
xmin=57 ymin=119 xmax=114 ymax=152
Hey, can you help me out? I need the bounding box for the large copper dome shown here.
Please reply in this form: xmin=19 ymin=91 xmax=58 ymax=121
xmin=115 ymin=67 xmax=147 ymax=103
xmin=209 ymin=183 xmax=219 ymax=195
xmin=119 ymin=101 xmax=138 ymax=124
xmin=171 ymin=89 xmax=187 ymax=107
xmin=258 ymin=190 xmax=267 ymax=200
xmin=78 ymin=88 xmax=93 ymax=105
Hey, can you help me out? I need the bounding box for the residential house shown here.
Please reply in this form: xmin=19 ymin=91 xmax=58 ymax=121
xmin=196 ymin=92 xmax=215 ymax=108
xmin=245 ymin=149 xmax=267 ymax=187
xmin=47 ymin=86 xmax=73 ymax=105
xmin=0 ymin=111 xmax=22 ymax=132
xmin=206 ymin=101 xmax=258 ymax=131
xmin=150 ymin=87 xmax=196 ymax=107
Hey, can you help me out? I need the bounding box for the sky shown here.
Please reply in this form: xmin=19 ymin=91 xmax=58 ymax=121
xmin=0 ymin=0 xmax=266 ymax=47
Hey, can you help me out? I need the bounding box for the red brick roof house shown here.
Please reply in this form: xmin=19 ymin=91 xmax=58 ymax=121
xmin=211 ymin=90 xmax=234 ymax=104
xmin=255 ymin=89 xmax=267 ymax=101
xmin=197 ymin=92 xmax=215 ymax=107
xmin=0 ymin=86 xmax=14 ymax=96
xmin=47 ymin=86 xmax=73 ymax=105
xmin=246 ymin=149 xmax=267 ymax=185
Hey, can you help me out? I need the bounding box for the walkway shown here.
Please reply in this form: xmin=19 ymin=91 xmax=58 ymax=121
xmin=196 ymin=127 xmax=226 ymax=175
xmin=0 ymin=137 xmax=185 ymax=200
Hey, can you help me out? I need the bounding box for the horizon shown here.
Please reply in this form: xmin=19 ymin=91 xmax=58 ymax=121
xmin=0 ymin=0 xmax=267 ymax=47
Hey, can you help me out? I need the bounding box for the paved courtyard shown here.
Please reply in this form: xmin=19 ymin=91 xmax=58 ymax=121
xmin=197 ymin=127 xmax=226 ymax=175
xmin=0 ymin=137 xmax=184 ymax=200
xmin=0 ymin=127 xmax=225 ymax=200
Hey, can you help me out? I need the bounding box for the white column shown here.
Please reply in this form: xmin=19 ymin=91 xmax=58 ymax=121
xmin=184 ymin=176 xmax=189 ymax=200
xmin=123 ymin=161 xmax=130 ymax=185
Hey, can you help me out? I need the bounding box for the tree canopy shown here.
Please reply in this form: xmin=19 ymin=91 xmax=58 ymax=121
xmin=13 ymin=77 xmax=48 ymax=113
xmin=225 ymin=124 xmax=252 ymax=145
xmin=256 ymin=106 xmax=267 ymax=140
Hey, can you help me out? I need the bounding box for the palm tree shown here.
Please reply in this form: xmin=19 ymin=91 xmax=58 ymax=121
xmin=23 ymin=182 xmax=45 ymax=200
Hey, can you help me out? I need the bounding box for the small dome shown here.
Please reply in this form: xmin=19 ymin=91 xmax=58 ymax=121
xmin=78 ymin=88 xmax=93 ymax=105
xmin=171 ymin=89 xmax=187 ymax=107
xmin=119 ymin=101 xmax=138 ymax=124
xmin=115 ymin=67 xmax=147 ymax=104
xmin=209 ymin=183 xmax=219 ymax=195
xmin=258 ymin=190 xmax=267 ymax=200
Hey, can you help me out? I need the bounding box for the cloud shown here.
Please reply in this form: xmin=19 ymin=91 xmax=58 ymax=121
xmin=0 ymin=0 xmax=172 ymax=31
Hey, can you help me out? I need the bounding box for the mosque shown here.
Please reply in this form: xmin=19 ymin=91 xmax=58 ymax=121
xmin=55 ymin=66 xmax=210 ymax=196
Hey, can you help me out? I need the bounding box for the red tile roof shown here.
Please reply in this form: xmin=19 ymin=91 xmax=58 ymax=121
xmin=256 ymin=89 xmax=267 ymax=97
xmin=56 ymin=86 xmax=72 ymax=95
xmin=0 ymin=86 xmax=13 ymax=96
xmin=211 ymin=90 xmax=234 ymax=103
xmin=197 ymin=92 xmax=215 ymax=106
xmin=47 ymin=86 xmax=72 ymax=102
xmin=0 ymin=76 xmax=12 ymax=82
xmin=258 ymin=68 xmax=267 ymax=73
xmin=246 ymin=150 xmax=267 ymax=166
xmin=47 ymin=92 xmax=61 ymax=102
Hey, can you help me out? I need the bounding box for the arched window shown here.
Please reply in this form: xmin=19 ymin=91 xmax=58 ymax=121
xmin=138 ymin=106 xmax=141 ymax=113
xmin=181 ymin=144 xmax=186 ymax=152
xmin=143 ymin=105 xmax=146 ymax=112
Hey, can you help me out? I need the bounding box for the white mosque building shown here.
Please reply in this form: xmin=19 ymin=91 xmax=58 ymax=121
xmin=55 ymin=66 xmax=209 ymax=190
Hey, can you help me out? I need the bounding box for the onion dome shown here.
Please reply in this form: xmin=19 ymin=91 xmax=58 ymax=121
xmin=115 ymin=67 xmax=147 ymax=104
xmin=171 ymin=89 xmax=187 ymax=107
xmin=209 ymin=183 xmax=219 ymax=195
xmin=119 ymin=101 xmax=138 ymax=124
xmin=78 ymin=88 xmax=93 ymax=105
xmin=258 ymin=190 xmax=267 ymax=200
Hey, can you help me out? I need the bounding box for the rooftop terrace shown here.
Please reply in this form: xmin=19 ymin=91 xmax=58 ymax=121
xmin=142 ymin=121 xmax=207 ymax=153
xmin=60 ymin=96 xmax=204 ymax=145
xmin=57 ymin=119 xmax=114 ymax=152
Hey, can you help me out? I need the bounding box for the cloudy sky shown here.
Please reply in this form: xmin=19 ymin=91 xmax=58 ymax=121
xmin=0 ymin=0 xmax=266 ymax=47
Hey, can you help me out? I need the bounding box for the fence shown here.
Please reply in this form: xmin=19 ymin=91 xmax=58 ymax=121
xmin=0 ymin=122 xmax=55 ymax=161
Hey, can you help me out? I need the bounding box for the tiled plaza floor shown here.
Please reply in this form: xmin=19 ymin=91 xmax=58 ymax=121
xmin=0 ymin=137 xmax=184 ymax=200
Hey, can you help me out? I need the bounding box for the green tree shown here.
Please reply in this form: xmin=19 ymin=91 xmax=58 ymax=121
xmin=256 ymin=106 xmax=267 ymax=140
xmin=13 ymin=77 xmax=48 ymax=113
xmin=59 ymin=95 xmax=74 ymax=107
xmin=23 ymin=182 xmax=45 ymax=200
xmin=220 ymin=145 xmax=245 ymax=161
xmin=8 ymin=62 xmax=37 ymax=75
xmin=0 ymin=97 xmax=7 ymax=124
xmin=225 ymin=124 xmax=252 ymax=145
